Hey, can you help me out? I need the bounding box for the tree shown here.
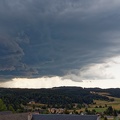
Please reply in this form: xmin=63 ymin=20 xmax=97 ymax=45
xmin=73 ymin=109 xmax=78 ymax=114
xmin=8 ymin=105 xmax=15 ymax=113
xmin=64 ymin=109 xmax=70 ymax=114
xmin=85 ymin=108 xmax=88 ymax=113
xmin=77 ymin=104 xmax=81 ymax=109
xmin=106 ymin=106 xmax=113 ymax=115
xmin=105 ymin=104 xmax=107 ymax=107
xmin=92 ymin=109 xmax=96 ymax=115
xmin=32 ymin=104 xmax=35 ymax=109
xmin=104 ymin=117 xmax=108 ymax=120
xmin=113 ymin=109 xmax=117 ymax=116
xmin=0 ymin=99 xmax=7 ymax=111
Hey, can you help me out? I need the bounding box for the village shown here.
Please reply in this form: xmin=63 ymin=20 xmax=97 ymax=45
xmin=23 ymin=100 xmax=120 ymax=120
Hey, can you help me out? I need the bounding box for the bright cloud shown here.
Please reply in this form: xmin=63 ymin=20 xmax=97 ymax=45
xmin=1 ymin=56 xmax=120 ymax=88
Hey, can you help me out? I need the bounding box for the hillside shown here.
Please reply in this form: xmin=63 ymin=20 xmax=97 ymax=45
xmin=0 ymin=87 xmax=120 ymax=113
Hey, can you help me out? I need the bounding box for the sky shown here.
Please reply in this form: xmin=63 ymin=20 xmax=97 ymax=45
xmin=1 ymin=0 xmax=120 ymax=88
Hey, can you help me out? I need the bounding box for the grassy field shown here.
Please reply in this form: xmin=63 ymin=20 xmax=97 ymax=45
xmin=93 ymin=92 xmax=120 ymax=110
xmin=77 ymin=92 xmax=120 ymax=114
xmin=81 ymin=92 xmax=120 ymax=120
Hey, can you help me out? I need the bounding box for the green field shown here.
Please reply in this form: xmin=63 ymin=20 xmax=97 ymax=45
xmin=79 ymin=92 xmax=120 ymax=114
xmin=93 ymin=92 xmax=120 ymax=110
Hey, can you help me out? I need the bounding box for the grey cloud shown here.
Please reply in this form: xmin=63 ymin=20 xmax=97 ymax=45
xmin=0 ymin=36 xmax=24 ymax=71
xmin=62 ymin=73 xmax=83 ymax=82
xmin=0 ymin=0 xmax=120 ymax=82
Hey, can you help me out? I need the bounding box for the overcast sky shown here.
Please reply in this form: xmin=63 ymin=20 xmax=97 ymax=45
xmin=1 ymin=0 xmax=120 ymax=88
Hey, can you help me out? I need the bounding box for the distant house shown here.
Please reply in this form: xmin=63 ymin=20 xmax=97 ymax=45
xmin=105 ymin=116 xmax=114 ymax=119
xmin=31 ymin=114 xmax=99 ymax=120
xmin=29 ymin=101 xmax=35 ymax=105
xmin=48 ymin=108 xmax=65 ymax=114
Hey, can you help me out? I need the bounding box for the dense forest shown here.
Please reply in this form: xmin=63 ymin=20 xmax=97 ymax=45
xmin=0 ymin=87 xmax=120 ymax=112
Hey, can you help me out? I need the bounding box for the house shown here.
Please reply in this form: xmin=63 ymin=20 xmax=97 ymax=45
xmin=48 ymin=108 xmax=65 ymax=114
xmin=28 ymin=101 xmax=35 ymax=105
xmin=31 ymin=114 xmax=99 ymax=120
xmin=105 ymin=116 xmax=114 ymax=119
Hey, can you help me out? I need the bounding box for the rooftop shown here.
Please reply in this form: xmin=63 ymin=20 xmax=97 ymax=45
xmin=32 ymin=114 xmax=98 ymax=120
xmin=0 ymin=113 xmax=28 ymax=120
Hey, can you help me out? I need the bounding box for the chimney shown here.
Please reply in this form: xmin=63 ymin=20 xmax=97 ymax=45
xmin=28 ymin=113 xmax=32 ymax=120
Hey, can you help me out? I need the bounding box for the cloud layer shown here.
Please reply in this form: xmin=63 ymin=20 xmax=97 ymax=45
xmin=1 ymin=0 xmax=120 ymax=82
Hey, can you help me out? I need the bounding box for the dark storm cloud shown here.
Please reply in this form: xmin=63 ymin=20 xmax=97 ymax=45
xmin=0 ymin=36 xmax=24 ymax=71
xmin=1 ymin=0 xmax=120 ymax=81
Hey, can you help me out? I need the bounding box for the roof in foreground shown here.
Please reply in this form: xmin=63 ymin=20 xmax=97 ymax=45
xmin=0 ymin=113 xmax=27 ymax=120
xmin=32 ymin=114 xmax=98 ymax=120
